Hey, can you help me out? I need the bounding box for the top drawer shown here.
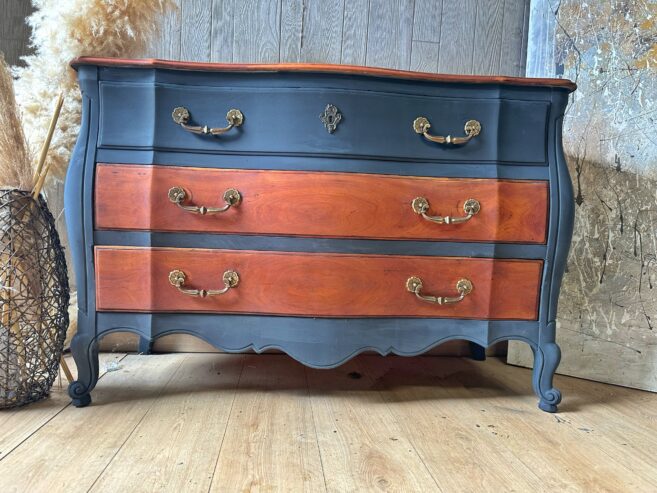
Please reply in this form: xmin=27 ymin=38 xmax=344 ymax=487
xmin=98 ymin=82 xmax=549 ymax=164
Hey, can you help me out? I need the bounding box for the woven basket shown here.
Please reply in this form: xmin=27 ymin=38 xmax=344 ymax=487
xmin=0 ymin=189 xmax=69 ymax=408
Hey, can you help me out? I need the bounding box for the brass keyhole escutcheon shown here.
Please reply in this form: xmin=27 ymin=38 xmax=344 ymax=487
xmin=320 ymin=104 xmax=342 ymax=133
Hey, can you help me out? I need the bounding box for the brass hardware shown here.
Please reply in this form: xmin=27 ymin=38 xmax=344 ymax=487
xmin=319 ymin=104 xmax=342 ymax=133
xmin=172 ymin=106 xmax=244 ymax=135
xmin=411 ymin=197 xmax=480 ymax=224
xmin=406 ymin=277 xmax=473 ymax=305
xmin=168 ymin=186 xmax=241 ymax=215
xmin=413 ymin=117 xmax=481 ymax=144
xmin=168 ymin=269 xmax=239 ymax=298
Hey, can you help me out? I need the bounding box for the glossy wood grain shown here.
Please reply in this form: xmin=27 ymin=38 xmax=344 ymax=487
xmin=94 ymin=247 xmax=542 ymax=319
xmin=71 ymin=57 xmax=577 ymax=91
xmin=95 ymin=164 xmax=549 ymax=243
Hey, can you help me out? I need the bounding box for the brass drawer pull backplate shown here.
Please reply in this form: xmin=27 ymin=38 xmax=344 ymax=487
xmin=406 ymin=277 xmax=473 ymax=305
xmin=168 ymin=186 xmax=241 ymax=215
xmin=172 ymin=106 xmax=244 ymax=135
xmin=413 ymin=117 xmax=481 ymax=145
xmin=411 ymin=197 xmax=480 ymax=224
xmin=169 ymin=269 xmax=239 ymax=298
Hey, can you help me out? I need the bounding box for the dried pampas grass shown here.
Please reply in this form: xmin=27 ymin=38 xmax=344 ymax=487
xmin=14 ymin=0 xmax=176 ymax=181
xmin=0 ymin=55 xmax=33 ymax=190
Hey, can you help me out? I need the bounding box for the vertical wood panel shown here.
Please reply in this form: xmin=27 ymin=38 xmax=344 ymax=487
xmin=279 ymin=0 xmax=303 ymax=62
xmin=340 ymin=0 xmax=369 ymax=65
xmin=151 ymin=0 xmax=181 ymax=59
xmin=412 ymin=0 xmax=443 ymax=43
xmin=525 ymin=0 xmax=556 ymax=77
xmin=300 ymin=0 xmax=344 ymax=63
xmin=210 ymin=0 xmax=235 ymax=62
xmin=409 ymin=40 xmax=439 ymax=72
xmin=472 ymin=0 xmax=505 ymax=74
xmin=437 ymin=0 xmax=478 ymax=74
xmin=232 ymin=0 xmax=281 ymax=63
xmin=180 ymin=0 xmax=212 ymax=61
xmin=366 ymin=0 xmax=415 ymax=70
xmin=501 ymin=0 xmax=530 ymax=76
xmin=0 ymin=0 xmax=33 ymax=66
xmin=519 ymin=0 xmax=530 ymax=76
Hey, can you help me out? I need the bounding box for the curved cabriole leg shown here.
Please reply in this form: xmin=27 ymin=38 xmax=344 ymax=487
xmin=532 ymin=341 xmax=562 ymax=413
xmin=68 ymin=332 xmax=99 ymax=407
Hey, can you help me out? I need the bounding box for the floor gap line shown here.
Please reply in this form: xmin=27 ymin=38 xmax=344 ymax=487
xmin=207 ymin=354 xmax=246 ymax=493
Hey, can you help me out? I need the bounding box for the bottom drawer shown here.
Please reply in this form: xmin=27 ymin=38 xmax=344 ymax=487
xmin=95 ymin=247 xmax=542 ymax=320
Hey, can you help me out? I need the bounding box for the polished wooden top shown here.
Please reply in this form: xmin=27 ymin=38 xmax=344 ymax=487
xmin=71 ymin=57 xmax=577 ymax=92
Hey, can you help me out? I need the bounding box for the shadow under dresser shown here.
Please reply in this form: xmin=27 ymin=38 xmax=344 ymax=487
xmin=65 ymin=58 xmax=576 ymax=412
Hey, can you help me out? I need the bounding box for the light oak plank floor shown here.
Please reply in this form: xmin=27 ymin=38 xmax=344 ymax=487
xmin=1 ymin=353 xmax=656 ymax=493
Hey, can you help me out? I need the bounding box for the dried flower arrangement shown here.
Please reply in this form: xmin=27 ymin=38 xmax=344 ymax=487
xmin=0 ymin=52 xmax=62 ymax=194
xmin=0 ymin=55 xmax=33 ymax=191
xmin=1 ymin=0 xmax=176 ymax=406
xmin=14 ymin=0 xmax=176 ymax=181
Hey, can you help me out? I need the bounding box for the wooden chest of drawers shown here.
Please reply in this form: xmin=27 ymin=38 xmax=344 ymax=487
xmin=66 ymin=58 xmax=575 ymax=412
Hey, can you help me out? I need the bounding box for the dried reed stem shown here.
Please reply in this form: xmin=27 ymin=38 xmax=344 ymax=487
xmin=60 ymin=357 xmax=73 ymax=383
xmin=0 ymin=54 xmax=32 ymax=190
xmin=32 ymin=93 xmax=64 ymax=188
xmin=32 ymin=95 xmax=64 ymax=199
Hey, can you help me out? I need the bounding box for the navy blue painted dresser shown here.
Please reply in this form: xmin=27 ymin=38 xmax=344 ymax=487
xmin=65 ymin=58 xmax=576 ymax=412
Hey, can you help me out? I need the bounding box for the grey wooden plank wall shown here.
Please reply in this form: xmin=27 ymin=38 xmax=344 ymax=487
xmin=0 ymin=0 xmax=33 ymax=65
xmin=150 ymin=0 xmax=530 ymax=76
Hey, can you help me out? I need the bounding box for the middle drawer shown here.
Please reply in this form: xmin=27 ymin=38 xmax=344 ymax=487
xmin=95 ymin=164 xmax=548 ymax=243
xmin=94 ymin=246 xmax=542 ymax=319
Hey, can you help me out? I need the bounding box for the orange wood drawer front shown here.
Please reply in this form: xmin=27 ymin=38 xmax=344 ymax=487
xmin=95 ymin=247 xmax=542 ymax=319
xmin=95 ymin=164 xmax=548 ymax=243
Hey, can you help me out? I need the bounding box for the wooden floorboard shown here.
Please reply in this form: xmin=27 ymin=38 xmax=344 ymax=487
xmin=0 ymin=354 xmax=183 ymax=492
xmin=1 ymin=353 xmax=656 ymax=492
xmin=89 ymin=354 xmax=244 ymax=492
xmin=358 ymin=356 xmax=545 ymax=492
xmin=0 ymin=353 xmax=126 ymax=462
xmin=364 ymin=356 xmax=657 ymax=492
xmin=305 ymin=358 xmax=439 ymax=491
xmin=208 ymin=354 xmax=325 ymax=492
xmin=480 ymin=359 xmax=657 ymax=491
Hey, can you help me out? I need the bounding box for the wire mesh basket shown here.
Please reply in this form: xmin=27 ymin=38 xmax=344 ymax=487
xmin=0 ymin=189 xmax=69 ymax=408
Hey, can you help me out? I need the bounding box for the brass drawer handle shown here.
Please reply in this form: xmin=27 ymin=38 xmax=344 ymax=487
xmin=168 ymin=269 xmax=239 ymax=298
xmin=413 ymin=117 xmax=481 ymax=145
xmin=411 ymin=197 xmax=480 ymax=224
xmin=406 ymin=277 xmax=473 ymax=305
xmin=172 ymin=106 xmax=244 ymax=135
xmin=168 ymin=186 xmax=241 ymax=215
